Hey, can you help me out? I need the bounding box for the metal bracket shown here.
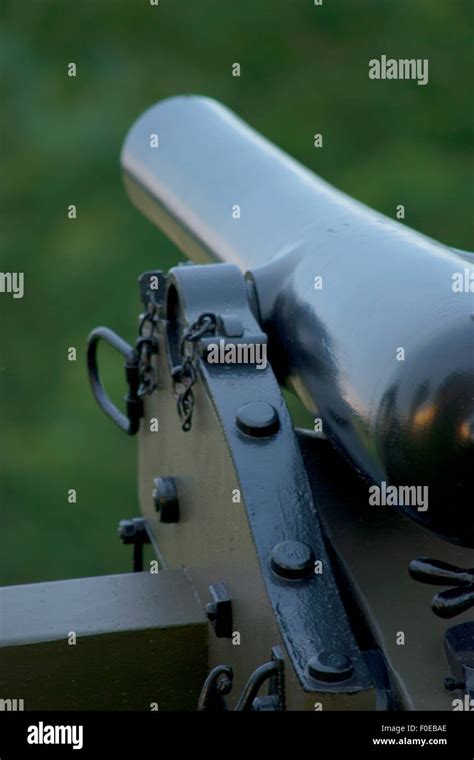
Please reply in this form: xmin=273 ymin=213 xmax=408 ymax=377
xmin=205 ymin=583 xmax=233 ymax=639
xmin=153 ymin=262 xmax=372 ymax=697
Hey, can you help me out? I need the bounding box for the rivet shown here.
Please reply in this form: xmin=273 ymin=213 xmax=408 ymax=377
xmin=307 ymin=651 xmax=353 ymax=683
xmin=271 ymin=540 xmax=315 ymax=580
xmin=236 ymin=401 xmax=279 ymax=437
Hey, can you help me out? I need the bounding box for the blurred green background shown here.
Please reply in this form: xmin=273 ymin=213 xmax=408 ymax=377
xmin=1 ymin=0 xmax=472 ymax=585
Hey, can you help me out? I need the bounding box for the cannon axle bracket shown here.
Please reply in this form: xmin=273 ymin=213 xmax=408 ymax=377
xmin=147 ymin=261 xmax=375 ymax=700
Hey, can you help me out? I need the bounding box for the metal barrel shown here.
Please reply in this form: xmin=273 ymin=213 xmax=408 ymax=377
xmin=122 ymin=96 xmax=474 ymax=547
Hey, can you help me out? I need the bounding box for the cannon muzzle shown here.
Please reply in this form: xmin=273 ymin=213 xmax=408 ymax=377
xmin=121 ymin=95 xmax=474 ymax=547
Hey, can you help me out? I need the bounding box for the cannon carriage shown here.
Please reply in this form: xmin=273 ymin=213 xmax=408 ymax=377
xmin=2 ymin=96 xmax=473 ymax=712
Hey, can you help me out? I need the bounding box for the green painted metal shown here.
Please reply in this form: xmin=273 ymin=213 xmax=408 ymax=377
xmin=0 ymin=571 xmax=207 ymax=711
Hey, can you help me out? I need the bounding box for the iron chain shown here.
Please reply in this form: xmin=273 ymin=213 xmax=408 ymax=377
xmin=173 ymin=313 xmax=216 ymax=431
xmin=136 ymin=296 xmax=159 ymax=398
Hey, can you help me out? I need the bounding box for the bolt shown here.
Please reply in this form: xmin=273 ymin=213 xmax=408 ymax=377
xmin=153 ymin=477 xmax=179 ymax=523
xmin=236 ymin=401 xmax=279 ymax=438
xmin=118 ymin=519 xmax=136 ymax=539
xmin=118 ymin=518 xmax=148 ymax=543
xmin=307 ymin=651 xmax=353 ymax=683
xmin=271 ymin=540 xmax=315 ymax=580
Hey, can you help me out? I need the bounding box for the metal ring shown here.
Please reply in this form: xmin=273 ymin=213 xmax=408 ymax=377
xmin=87 ymin=326 xmax=142 ymax=435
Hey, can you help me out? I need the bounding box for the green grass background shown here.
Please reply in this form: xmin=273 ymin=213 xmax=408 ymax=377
xmin=1 ymin=0 xmax=472 ymax=585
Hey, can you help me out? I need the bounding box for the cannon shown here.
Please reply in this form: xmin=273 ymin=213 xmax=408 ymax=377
xmin=2 ymin=96 xmax=472 ymax=714
xmin=86 ymin=95 xmax=474 ymax=711
xmin=120 ymin=95 xmax=473 ymax=548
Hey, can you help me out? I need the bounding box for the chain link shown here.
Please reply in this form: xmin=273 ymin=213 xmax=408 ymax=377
xmin=173 ymin=313 xmax=216 ymax=431
xmin=136 ymin=296 xmax=159 ymax=398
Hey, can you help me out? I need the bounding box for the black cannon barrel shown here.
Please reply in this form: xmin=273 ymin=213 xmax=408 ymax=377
xmin=122 ymin=96 xmax=474 ymax=547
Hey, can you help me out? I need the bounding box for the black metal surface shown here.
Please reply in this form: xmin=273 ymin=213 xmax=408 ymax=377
xmin=250 ymin=245 xmax=474 ymax=548
xmin=122 ymin=96 xmax=474 ymax=547
xmin=297 ymin=425 xmax=473 ymax=709
xmin=205 ymin=583 xmax=233 ymax=639
xmin=163 ymin=262 xmax=373 ymax=696
xmin=409 ymin=558 xmax=474 ymax=618
xmin=153 ymin=477 xmax=180 ymax=523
